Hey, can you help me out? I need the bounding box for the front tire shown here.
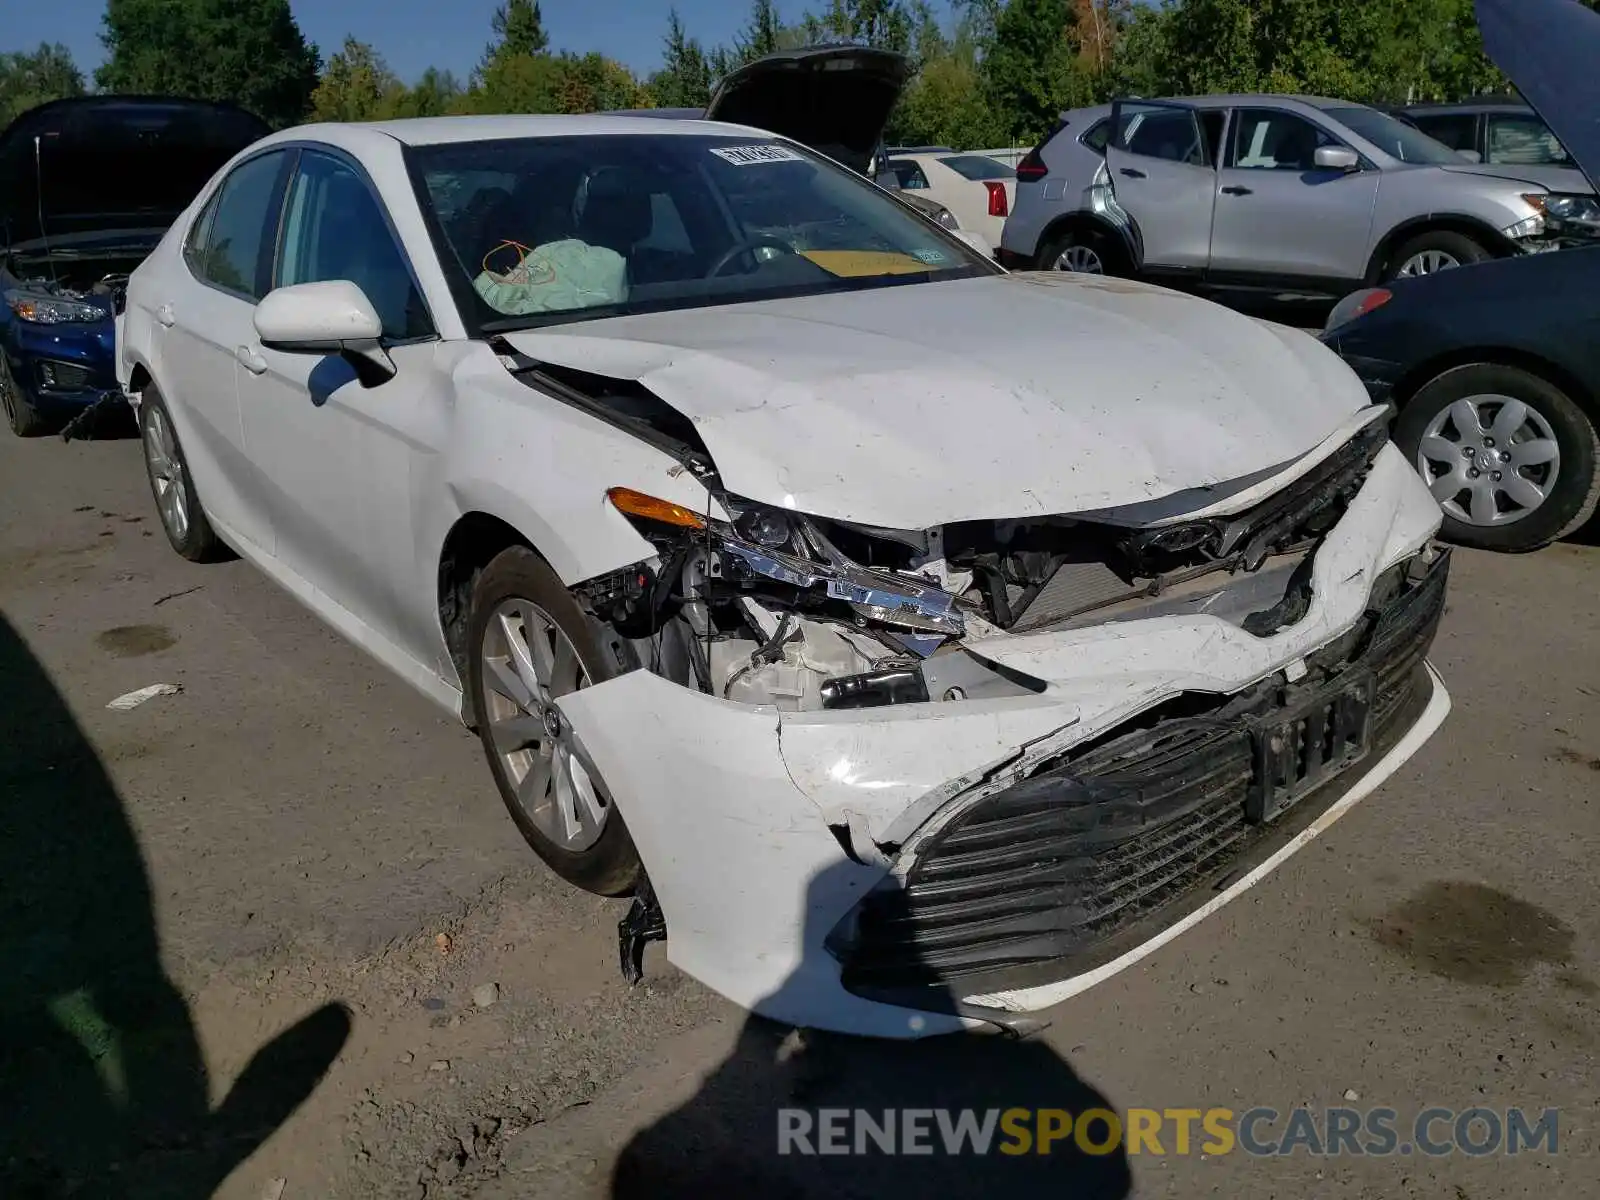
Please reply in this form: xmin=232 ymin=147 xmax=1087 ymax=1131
xmin=139 ymin=387 xmax=224 ymax=562
xmin=1384 ymin=229 xmax=1490 ymax=282
xmin=466 ymin=546 xmax=641 ymax=896
xmin=0 ymin=354 xmax=52 ymax=437
xmin=1395 ymin=363 xmax=1600 ymax=552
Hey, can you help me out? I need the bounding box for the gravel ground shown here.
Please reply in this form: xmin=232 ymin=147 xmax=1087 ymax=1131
xmin=1 ymin=421 xmax=1596 ymax=1199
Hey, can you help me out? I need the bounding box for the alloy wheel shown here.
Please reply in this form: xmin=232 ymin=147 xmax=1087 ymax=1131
xmin=1053 ymin=244 xmax=1105 ymax=274
xmin=1416 ymin=394 xmax=1561 ymax=527
xmin=479 ymin=599 xmax=610 ymax=853
xmin=1396 ymin=249 xmax=1461 ymax=278
xmin=142 ymin=405 xmax=191 ymax=543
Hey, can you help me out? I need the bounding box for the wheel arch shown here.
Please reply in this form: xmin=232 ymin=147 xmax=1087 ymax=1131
xmin=1390 ymin=345 xmax=1600 ymax=423
xmin=1035 ymin=211 xmax=1139 ymax=272
xmin=1364 ymin=215 xmax=1521 ymax=284
xmin=435 ymin=508 xmax=551 ymax=710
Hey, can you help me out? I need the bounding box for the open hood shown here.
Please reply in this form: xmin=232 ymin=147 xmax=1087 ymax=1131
xmin=705 ymin=45 xmax=911 ymax=175
xmin=0 ymin=96 xmax=270 ymax=253
xmin=501 ymin=274 xmax=1371 ymax=529
xmin=1477 ymin=0 xmax=1600 ymax=194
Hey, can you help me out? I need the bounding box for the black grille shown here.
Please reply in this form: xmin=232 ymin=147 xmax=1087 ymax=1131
xmin=838 ymin=548 xmax=1449 ymax=1000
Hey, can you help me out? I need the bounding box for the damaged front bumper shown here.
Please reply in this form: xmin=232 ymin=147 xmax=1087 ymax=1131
xmin=558 ymin=445 xmax=1451 ymax=1038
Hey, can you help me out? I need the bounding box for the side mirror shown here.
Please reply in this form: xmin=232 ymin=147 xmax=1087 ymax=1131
xmin=1314 ymin=146 xmax=1361 ymax=172
xmin=1458 ymin=148 xmax=1483 ymax=163
xmin=254 ymin=280 xmax=395 ymax=386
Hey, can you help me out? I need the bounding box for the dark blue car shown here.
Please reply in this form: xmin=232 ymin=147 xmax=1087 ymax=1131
xmin=0 ymin=96 xmax=268 ymax=436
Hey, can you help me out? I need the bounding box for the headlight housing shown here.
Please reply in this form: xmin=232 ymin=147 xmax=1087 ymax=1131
xmin=607 ymin=487 xmax=964 ymax=638
xmin=1543 ymin=192 xmax=1600 ymax=230
xmin=5 ymin=290 xmax=106 ymax=325
xmin=1324 ymin=287 xmax=1393 ymax=333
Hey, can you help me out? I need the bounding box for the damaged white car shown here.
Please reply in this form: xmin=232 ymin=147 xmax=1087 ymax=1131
xmin=118 ymin=106 xmax=1452 ymax=1038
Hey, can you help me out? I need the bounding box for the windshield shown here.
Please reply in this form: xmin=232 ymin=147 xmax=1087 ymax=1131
xmin=1325 ymin=107 xmax=1463 ymax=165
xmin=407 ymin=132 xmax=996 ymax=333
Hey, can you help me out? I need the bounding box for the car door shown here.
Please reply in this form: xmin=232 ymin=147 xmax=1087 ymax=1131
xmin=1105 ymin=101 xmax=1221 ymax=269
xmin=237 ymin=146 xmax=449 ymax=668
xmin=156 ymin=148 xmax=293 ymax=552
xmin=1208 ymin=107 xmax=1381 ymax=284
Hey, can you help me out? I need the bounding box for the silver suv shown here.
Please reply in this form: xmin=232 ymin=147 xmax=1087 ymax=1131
xmin=1000 ymin=95 xmax=1597 ymax=296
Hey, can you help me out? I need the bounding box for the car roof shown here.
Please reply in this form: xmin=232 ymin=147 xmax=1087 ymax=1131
xmin=1403 ymin=100 xmax=1534 ymax=115
xmin=269 ymin=113 xmax=769 ymax=151
xmin=1164 ymin=94 xmax=1355 ymax=111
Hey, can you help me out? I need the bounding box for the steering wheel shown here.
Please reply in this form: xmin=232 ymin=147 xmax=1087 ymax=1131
xmin=705 ymin=236 xmax=797 ymax=278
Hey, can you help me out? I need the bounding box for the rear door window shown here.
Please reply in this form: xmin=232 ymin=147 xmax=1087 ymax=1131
xmin=1081 ymin=119 xmax=1112 ymax=154
xmin=889 ymin=160 xmax=931 ymax=190
xmin=938 ymin=155 xmax=1014 ymax=181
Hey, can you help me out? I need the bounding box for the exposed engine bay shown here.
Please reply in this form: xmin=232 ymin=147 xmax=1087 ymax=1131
xmin=508 ymin=350 xmax=1394 ymax=715
xmin=1 ymin=262 xmax=132 ymax=316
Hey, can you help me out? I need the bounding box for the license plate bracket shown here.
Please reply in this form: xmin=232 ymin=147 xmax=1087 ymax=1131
xmin=1248 ymin=672 xmax=1375 ymax=824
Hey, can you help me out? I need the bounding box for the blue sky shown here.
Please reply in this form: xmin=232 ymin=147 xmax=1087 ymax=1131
xmin=7 ymin=0 xmax=958 ymax=84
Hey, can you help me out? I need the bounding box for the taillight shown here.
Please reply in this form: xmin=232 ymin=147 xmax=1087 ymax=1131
xmin=984 ymin=181 xmax=1009 ymax=218
xmin=1016 ymin=148 xmax=1047 ymax=183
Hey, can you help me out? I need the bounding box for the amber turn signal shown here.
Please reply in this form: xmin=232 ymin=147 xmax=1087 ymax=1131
xmin=606 ymin=487 xmax=706 ymax=529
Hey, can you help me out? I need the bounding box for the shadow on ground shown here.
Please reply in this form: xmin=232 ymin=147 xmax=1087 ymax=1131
xmin=610 ymin=863 xmax=1134 ymax=1199
xmin=0 ymin=613 xmax=350 ymax=1196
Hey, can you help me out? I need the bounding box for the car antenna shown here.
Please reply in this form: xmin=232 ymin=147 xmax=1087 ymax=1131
xmin=34 ymin=134 xmax=58 ymax=286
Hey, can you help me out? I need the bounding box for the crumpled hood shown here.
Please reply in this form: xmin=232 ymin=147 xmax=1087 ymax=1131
xmin=502 ymin=273 xmax=1369 ymax=529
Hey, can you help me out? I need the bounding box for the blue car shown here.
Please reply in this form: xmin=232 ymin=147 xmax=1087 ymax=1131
xmin=1 ymin=95 xmax=268 ymax=436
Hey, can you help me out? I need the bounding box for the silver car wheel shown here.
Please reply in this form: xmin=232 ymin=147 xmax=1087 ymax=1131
xmin=1397 ymin=248 xmax=1461 ymax=278
xmin=1053 ymin=244 xmax=1105 ymax=274
xmin=1417 ymin=393 xmax=1562 ymax=527
xmin=479 ymin=599 xmax=609 ymax=853
xmin=142 ymin=405 xmax=191 ymax=543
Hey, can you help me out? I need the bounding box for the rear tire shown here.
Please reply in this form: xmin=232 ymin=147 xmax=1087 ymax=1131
xmin=1395 ymin=363 xmax=1600 ymax=553
xmin=1383 ymin=230 xmax=1490 ymax=282
xmin=1037 ymin=227 xmax=1118 ymax=275
xmin=139 ymin=386 xmax=224 ymax=562
xmin=0 ymin=354 xmax=52 ymax=437
xmin=466 ymin=545 xmax=641 ymax=897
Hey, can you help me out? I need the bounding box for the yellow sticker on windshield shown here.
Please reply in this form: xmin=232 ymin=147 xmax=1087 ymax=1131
xmin=799 ymin=250 xmax=935 ymax=277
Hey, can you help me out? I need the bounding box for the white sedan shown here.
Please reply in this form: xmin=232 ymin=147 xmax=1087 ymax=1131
xmin=884 ymin=151 xmax=1019 ymax=245
xmin=119 ymin=113 xmax=1451 ymax=1038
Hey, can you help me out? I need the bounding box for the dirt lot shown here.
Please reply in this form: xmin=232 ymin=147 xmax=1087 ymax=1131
xmin=1 ymin=423 xmax=1597 ymax=1199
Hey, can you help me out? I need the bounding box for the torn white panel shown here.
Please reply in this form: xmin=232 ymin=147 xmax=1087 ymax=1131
xmin=107 ymin=683 xmax=182 ymax=711
xmin=501 ymin=271 xmax=1373 ymax=529
xmin=556 ymin=671 xmax=975 ymax=1038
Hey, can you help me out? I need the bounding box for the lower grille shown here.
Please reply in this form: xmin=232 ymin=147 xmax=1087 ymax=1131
xmin=838 ymin=548 xmax=1450 ymax=1001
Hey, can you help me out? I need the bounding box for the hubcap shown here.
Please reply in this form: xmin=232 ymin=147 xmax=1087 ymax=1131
xmin=1417 ymin=394 xmax=1561 ymax=527
xmin=1397 ymin=249 xmax=1461 ymax=278
xmin=142 ymin=407 xmax=190 ymax=542
xmin=479 ymin=600 xmax=609 ymax=852
xmin=1054 ymin=244 xmax=1105 ymax=274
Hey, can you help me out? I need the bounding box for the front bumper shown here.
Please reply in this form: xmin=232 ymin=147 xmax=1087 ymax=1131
xmin=2 ymin=318 xmax=119 ymax=415
xmin=558 ymin=445 xmax=1449 ymax=1038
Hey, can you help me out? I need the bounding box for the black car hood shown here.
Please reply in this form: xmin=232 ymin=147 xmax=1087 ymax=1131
xmin=0 ymin=96 xmax=269 ymax=253
xmin=1477 ymin=0 xmax=1600 ymax=194
xmin=705 ymin=45 xmax=911 ymax=174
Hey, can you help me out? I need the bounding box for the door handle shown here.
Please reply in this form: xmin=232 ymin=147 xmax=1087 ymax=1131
xmin=1119 ymin=167 xmax=1147 ymax=179
xmin=236 ymin=345 xmax=268 ymax=375
xmin=156 ymin=303 xmax=176 ymax=327
xmin=1221 ymin=185 xmax=1254 ymax=196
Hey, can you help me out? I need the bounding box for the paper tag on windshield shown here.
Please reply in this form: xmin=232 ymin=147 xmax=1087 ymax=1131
xmin=710 ymin=144 xmax=805 ymax=166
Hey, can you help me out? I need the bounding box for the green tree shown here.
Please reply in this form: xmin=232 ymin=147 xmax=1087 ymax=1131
xmin=98 ymin=0 xmax=321 ymax=127
xmin=487 ymin=0 xmax=550 ymax=62
xmin=648 ymin=9 xmax=714 ymax=107
xmin=308 ymin=37 xmax=401 ymax=122
xmin=392 ymin=68 xmax=464 ymax=118
xmin=0 ymin=43 xmax=85 ymax=130
xmin=740 ymin=0 xmax=785 ymax=61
